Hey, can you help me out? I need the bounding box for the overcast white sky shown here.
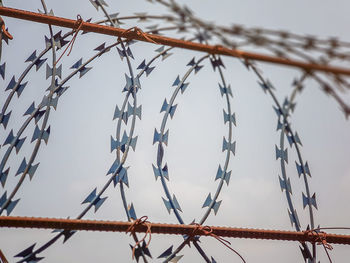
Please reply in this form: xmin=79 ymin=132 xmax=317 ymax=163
xmin=1 ymin=0 xmax=350 ymax=262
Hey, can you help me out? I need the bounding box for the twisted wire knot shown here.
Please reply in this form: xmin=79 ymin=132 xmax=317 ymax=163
xmin=120 ymin=26 xmax=158 ymax=44
xmin=0 ymin=17 xmax=13 ymax=40
xmin=305 ymin=229 xmax=333 ymax=262
xmin=126 ymin=216 xmax=152 ymax=260
xmin=55 ymin=15 xmax=84 ymax=65
xmin=189 ymin=223 xmax=246 ymax=263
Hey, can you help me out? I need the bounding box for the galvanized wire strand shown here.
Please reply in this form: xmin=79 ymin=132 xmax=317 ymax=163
xmin=154 ymin=54 xmax=212 ymax=263
xmin=0 ymin=0 xmax=58 ymax=215
xmin=244 ymin=62 xmax=318 ymax=261
xmin=278 ymin=74 xmax=315 ymax=261
xmin=0 ymin=21 xmax=189 ymax=214
xmin=2 ymin=216 xmax=350 ymax=245
xmin=98 ymin=3 xmax=149 ymax=262
xmin=157 ymin=0 xmax=350 ymax=62
xmin=10 ymin=22 xmax=196 ymax=263
xmin=152 ymin=0 xmax=350 ymax=118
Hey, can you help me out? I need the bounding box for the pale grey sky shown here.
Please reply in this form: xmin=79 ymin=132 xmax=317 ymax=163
xmin=1 ymin=0 xmax=350 ymax=262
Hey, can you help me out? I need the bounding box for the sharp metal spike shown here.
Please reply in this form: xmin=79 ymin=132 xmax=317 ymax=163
xmin=160 ymin=99 xmax=169 ymax=113
xmin=26 ymin=51 xmax=37 ymax=62
xmin=127 ymin=102 xmax=142 ymax=120
xmin=180 ymin=83 xmax=189 ymax=94
xmin=187 ymin=57 xmax=196 ymax=66
xmin=169 ymin=104 xmax=177 ymax=118
xmin=82 ymin=188 xmax=97 ymax=204
xmin=141 ymin=241 xmax=152 ymax=258
xmin=275 ymin=145 xmax=288 ymax=163
xmin=273 ymin=106 xmax=283 ymax=118
xmin=295 ymin=161 xmax=311 ymax=177
xmin=302 ymin=192 xmax=318 ymax=209
xmin=213 ymin=200 xmax=222 ymax=215
xmin=215 ymin=165 xmax=224 ymax=181
xmin=71 ymin=58 xmax=83 ymax=69
xmin=137 ymin=59 xmax=146 ymax=70
xmin=0 ymin=168 xmax=10 ymax=187
xmin=24 ymin=102 xmax=36 ymax=116
xmin=0 ymin=191 xmax=7 ymax=207
xmin=126 ymin=47 xmax=134 ymax=59
xmin=16 ymin=158 xmax=27 ymax=176
xmin=202 ymin=193 xmax=212 ymax=208
xmin=158 ymin=246 xmax=173 ymax=258
xmin=223 ymin=109 xmax=236 ymax=126
xmin=28 ymin=163 xmax=39 ymax=180
xmin=0 ymin=62 xmax=5 ymax=79
xmin=131 ymin=244 xmax=142 ymax=262
xmin=113 ymin=105 xmax=122 ymax=120
xmin=107 ymin=159 xmax=120 ymax=175
xmin=172 ymin=194 xmax=182 ymax=212
xmin=46 ymin=64 xmax=52 ymax=79
xmin=44 ymin=35 xmax=51 ymax=49
xmin=172 ymin=75 xmax=180 ymax=86
xmin=162 ymin=197 xmax=172 ymax=214
xmin=6 ymin=198 xmax=20 ymax=215
xmin=0 ymin=111 xmax=11 ymax=129
xmin=94 ymin=42 xmax=106 ymax=52
xmin=219 ymin=83 xmax=233 ymax=97
xmin=50 ymin=96 xmax=59 ymax=110
xmin=79 ymin=67 xmax=92 ymax=78
xmin=93 ymin=196 xmax=107 ymax=212
xmin=224 ymin=170 xmax=231 ymax=185
xmin=110 ymin=136 xmax=118 ymax=152
xmin=16 ymin=82 xmax=28 ymax=97
xmin=279 ymin=176 xmax=292 ymax=194
xmin=31 ymin=125 xmax=41 ymax=143
xmin=129 ymin=136 xmax=138 ymax=151
xmin=155 ymin=46 xmax=165 ymax=53
xmin=34 ymin=110 xmax=45 ymax=124
xmin=5 ymin=76 xmax=16 ymax=91
xmin=35 ymin=58 xmax=47 ymax=71
xmin=153 ymin=128 xmax=169 ymax=146
xmin=152 ymin=164 xmax=161 ymax=181
xmin=194 ymin=65 xmax=203 ymax=74
xmin=299 ymin=245 xmax=312 ymax=261
xmin=117 ymin=47 xmax=127 ymax=60
xmin=128 ymin=203 xmax=137 ymax=220
xmin=222 ymin=137 xmax=236 ymax=155
xmin=118 ymin=166 xmax=129 ymax=187
xmin=15 ymin=243 xmax=36 ymax=258
xmin=15 ymin=136 xmax=26 ymax=154
xmin=288 ymin=209 xmax=301 ymax=228
xmin=123 ymin=73 xmax=133 ymax=92
xmin=210 ymin=57 xmax=225 ymax=71
xmin=3 ymin=129 xmax=15 ymax=146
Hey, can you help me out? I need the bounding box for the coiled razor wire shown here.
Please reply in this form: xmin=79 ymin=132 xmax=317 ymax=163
xmin=150 ymin=53 xmax=236 ymax=263
xmin=0 ymin=1 xmax=214 ymax=262
xmin=1 ymin=0 xmax=350 ymax=262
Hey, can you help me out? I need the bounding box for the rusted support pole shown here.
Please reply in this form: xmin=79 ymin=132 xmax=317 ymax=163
xmin=1 ymin=216 xmax=350 ymax=245
xmin=1 ymin=6 xmax=350 ymax=76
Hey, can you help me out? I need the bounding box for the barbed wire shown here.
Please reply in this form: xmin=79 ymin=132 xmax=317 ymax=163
xmin=0 ymin=0 xmax=349 ymax=262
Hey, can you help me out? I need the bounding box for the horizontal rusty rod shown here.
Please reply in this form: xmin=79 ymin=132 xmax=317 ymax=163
xmin=1 ymin=6 xmax=350 ymax=76
xmin=1 ymin=216 xmax=350 ymax=245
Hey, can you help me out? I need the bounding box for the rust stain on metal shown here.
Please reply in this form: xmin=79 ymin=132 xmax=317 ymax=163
xmin=1 ymin=6 xmax=350 ymax=75
xmin=1 ymin=216 xmax=350 ymax=245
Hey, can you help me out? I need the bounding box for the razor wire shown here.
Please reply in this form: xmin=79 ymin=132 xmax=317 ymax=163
xmin=0 ymin=1 xmax=214 ymax=262
xmin=0 ymin=0 xmax=349 ymax=262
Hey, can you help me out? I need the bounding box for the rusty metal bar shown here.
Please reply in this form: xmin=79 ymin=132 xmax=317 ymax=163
xmin=1 ymin=216 xmax=350 ymax=245
xmin=1 ymin=6 xmax=350 ymax=76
